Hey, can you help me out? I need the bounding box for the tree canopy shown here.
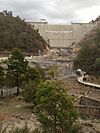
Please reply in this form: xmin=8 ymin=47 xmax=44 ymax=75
xmin=22 ymin=67 xmax=46 ymax=104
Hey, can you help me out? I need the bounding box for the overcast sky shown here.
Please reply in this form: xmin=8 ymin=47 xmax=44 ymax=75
xmin=0 ymin=0 xmax=100 ymax=24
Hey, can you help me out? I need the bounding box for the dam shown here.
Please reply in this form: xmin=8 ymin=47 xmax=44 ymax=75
xmin=28 ymin=22 xmax=96 ymax=48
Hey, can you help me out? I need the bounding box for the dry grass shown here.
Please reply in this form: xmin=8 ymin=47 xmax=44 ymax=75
xmin=0 ymin=96 xmax=33 ymax=120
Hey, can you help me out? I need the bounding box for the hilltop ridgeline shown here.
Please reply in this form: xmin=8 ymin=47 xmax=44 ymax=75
xmin=0 ymin=10 xmax=49 ymax=55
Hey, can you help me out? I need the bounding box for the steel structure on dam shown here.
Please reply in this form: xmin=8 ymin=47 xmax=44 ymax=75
xmin=28 ymin=22 xmax=96 ymax=48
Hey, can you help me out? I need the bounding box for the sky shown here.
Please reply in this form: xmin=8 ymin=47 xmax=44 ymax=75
xmin=0 ymin=0 xmax=100 ymax=24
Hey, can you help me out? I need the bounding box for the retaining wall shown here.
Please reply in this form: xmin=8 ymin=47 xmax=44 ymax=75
xmin=75 ymin=105 xmax=100 ymax=118
xmin=75 ymin=96 xmax=100 ymax=118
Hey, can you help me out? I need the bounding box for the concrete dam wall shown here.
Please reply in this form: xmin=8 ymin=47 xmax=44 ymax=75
xmin=28 ymin=22 xmax=96 ymax=48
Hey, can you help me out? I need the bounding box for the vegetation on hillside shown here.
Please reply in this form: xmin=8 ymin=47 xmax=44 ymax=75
xmin=74 ymin=25 xmax=100 ymax=76
xmin=0 ymin=10 xmax=49 ymax=55
xmin=0 ymin=48 xmax=80 ymax=132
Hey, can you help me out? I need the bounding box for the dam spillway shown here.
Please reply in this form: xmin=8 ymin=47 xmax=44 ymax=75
xmin=28 ymin=22 xmax=96 ymax=48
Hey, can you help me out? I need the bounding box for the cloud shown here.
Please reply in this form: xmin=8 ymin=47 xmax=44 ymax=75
xmin=0 ymin=0 xmax=100 ymax=23
xmin=76 ymin=5 xmax=100 ymax=22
